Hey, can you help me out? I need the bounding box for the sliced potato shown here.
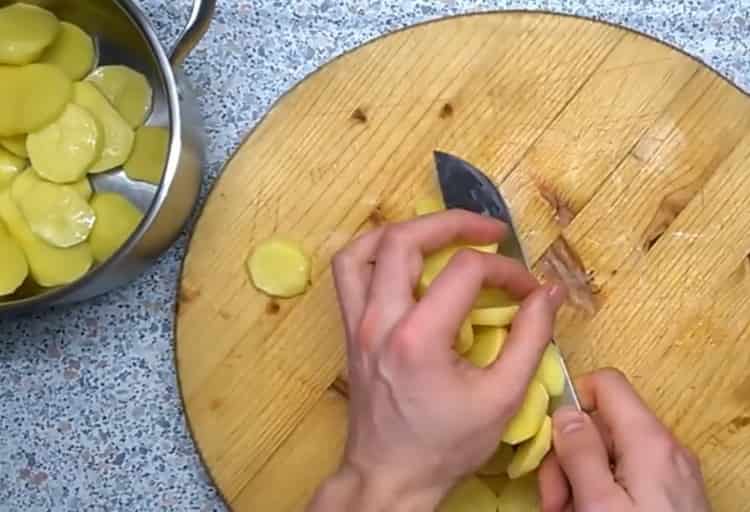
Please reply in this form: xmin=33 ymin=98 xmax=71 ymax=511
xmin=124 ymin=126 xmax=169 ymax=184
xmin=0 ymin=189 xmax=92 ymax=287
xmin=11 ymin=169 xmax=96 ymax=248
xmin=470 ymin=305 xmax=520 ymax=327
xmin=474 ymin=287 xmax=516 ymax=308
xmin=502 ymin=380 xmax=550 ymax=444
xmin=455 ymin=317 xmax=474 ymax=354
xmin=535 ymin=344 xmax=566 ymax=397
xmin=70 ymin=177 xmax=92 ymax=201
xmin=0 ymin=135 xmax=28 ymax=158
xmin=479 ymin=474 xmax=509 ymax=497
xmin=0 ymin=63 xmax=72 ymax=136
xmin=0 ymin=3 xmax=59 ymax=65
xmin=497 ymin=473 xmax=540 ymax=511
xmin=438 ymin=476 xmax=497 ymax=512
xmin=415 ymin=194 xmax=445 ymax=216
xmin=0 ymin=221 xmax=29 ymax=296
xmin=87 ymin=65 xmax=153 ymax=127
xmin=0 ymin=147 xmax=26 ymax=189
xmin=418 ymin=243 xmax=499 ymax=296
xmin=247 ymin=238 xmax=311 ymax=298
xmin=89 ymin=193 xmax=143 ymax=263
xmin=39 ymin=21 xmax=95 ymax=80
xmin=478 ymin=442 xmax=514 ymax=476
xmin=507 ymin=416 xmax=553 ymax=479
xmin=27 ymin=103 xmax=102 ymax=183
xmin=72 ymin=81 xmax=135 ymax=173
xmin=465 ymin=326 xmax=507 ymax=368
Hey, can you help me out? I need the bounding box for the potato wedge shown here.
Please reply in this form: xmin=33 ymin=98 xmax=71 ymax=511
xmin=124 ymin=126 xmax=169 ymax=184
xmin=11 ymin=169 xmax=96 ymax=248
xmin=0 ymin=189 xmax=92 ymax=287
xmin=0 ymin=3 xmax=59 ymax=65
xmin=247 ymin=238 xmax=311 ymax=298
xmin=465 ymin=326 xmax=507 ymax=368
xmin=72 ymin=81 xmax=135 ymax=173
xmin=415 ymin=194 xmax=445 ymax=216
xmin=507 ymin=416 xmax=552 ymax=479
xmin=497 ymin=473 xmax=540 ymax=511
xmin=0 ymin=147 xmax=26 ymax=189
xmin=0 ymin=135 xmax=28 ymax=158
xmin=39 ymin=21 xmax=95 ymax=80
xmin=534 ymin=344 xmax=566 ymax=397
xmin=0 ymin=221 xmax=29 ymax=296
xmin=438 ymin=476 xmax=497 ymax=512
xmin=454 ymin=317 xmax=474 ymax=354
xmin=0 ymin=63 xmax=72 ymax=136
xmin=502 ymin=380 xmax=549 ymax=444
xmin=478 ymin=442 xmax=514 ymax=476
xmin=89 ymin=193 xmax=143 ymax=263
xmin=87 ymin=65 xmax=153 ymax=128
xmin=470 ymin=305 xmax=520 ymax=327
xmin=28 ymin=103 xmax=102 ymax=183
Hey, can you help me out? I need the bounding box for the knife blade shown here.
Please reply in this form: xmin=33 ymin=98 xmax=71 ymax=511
xmin=434 ymin=151 xmax=581 ymax=410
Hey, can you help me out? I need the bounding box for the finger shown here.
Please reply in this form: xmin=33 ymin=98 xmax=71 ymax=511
xmin=332 ymin=227 xmax=385 ymax=338
xmin=552 ymin=406 xmax=624 ymax=507
xmin=409 ymin=250 xmax=538 ymax=348
xmin=538 ymin=452 xmax=570 ymax=512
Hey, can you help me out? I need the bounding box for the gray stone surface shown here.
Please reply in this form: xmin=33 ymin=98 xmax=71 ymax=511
xmin=1 ymin=0 xmax=748 ymax=510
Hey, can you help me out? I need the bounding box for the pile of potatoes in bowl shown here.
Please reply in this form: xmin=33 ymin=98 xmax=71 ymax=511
xmin=0 ymin=2 xmax=170 ymax=300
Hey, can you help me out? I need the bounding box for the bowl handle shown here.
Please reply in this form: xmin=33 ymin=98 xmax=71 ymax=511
xmin=170 ymin=0 xmax=216 ymax=65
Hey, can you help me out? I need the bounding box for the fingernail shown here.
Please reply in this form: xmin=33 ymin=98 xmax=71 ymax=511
xmin=554 ymin=406 xmax=585 ymax=435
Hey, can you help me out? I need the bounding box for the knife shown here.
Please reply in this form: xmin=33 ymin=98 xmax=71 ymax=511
xmin=434 ymin=151 xmax=581 ymax=410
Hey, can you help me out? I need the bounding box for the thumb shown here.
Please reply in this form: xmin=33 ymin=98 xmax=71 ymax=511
xmin=552 ymin=407 xmax=617 ymax=507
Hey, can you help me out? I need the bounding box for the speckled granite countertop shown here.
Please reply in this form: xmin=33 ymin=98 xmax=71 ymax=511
xmin=0 ymin=0 xmax=748 ymax=510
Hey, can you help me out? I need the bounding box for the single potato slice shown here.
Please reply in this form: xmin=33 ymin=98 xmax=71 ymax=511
xmin=89 ymin=193 xmax=143 ymax=263
xmin=70 ymin=177 xmax=93 ymax=201
xmin=124 ymin=126 xmax=169 ymax=184
xmin=478 ymin=442 xmax=514 ymax=476
xmin=73 ymin=81 xmax=135 ymax=173
xmin=534 ymin=344 xmax=566 ymax=397
xmin=0 ymin=3 xmax=59 ymax=65
xmin=502 ymin=380 xmax=550 ymax=444
xmin=0 ymin=63 xmax=73 ymax=136
xmin=455 ymin=317 xmax=474 ymax=354
xmin=418 ymin=243 xmax=499 ymax=296
xmin=415 ymin=194 xmax=445 ymax=216
xmin=0 ymin=222 xmax=29 ymax=296
xmin=87 ymin=65 xmax=153 ymax=128
xmin=438 ymin=476 xmax=497 ymax=512
xmin=247 ymin=238 xmax=312 ymax=298
xmin=0 ymin=147 xmax=26 ymax=189
xmin=0 ymin=190 xmax=92 ymax=287
xmin=27 ymin=103 xmax=102 ymax=183
xmin=479 ymin=474 xmax=509 ymax=497
xmin=470 ymin=305 xmax=520 ymax=327
xmin=507 ymin=416 xmax=553 ymax=479
xmin=497 ymin=473 xmax=541 ymax=511
xmin=0 ymin=135 xmax=28 ymax=158
xmin=465 ymin=326 xmax=507 ymax=368
xmin=39 ymin=21 xmax=95 ymax=80
xmin=474 ymin=286 xmax=516 ymax=308
xmin=11 ymin=169 xmax=96 ymax=248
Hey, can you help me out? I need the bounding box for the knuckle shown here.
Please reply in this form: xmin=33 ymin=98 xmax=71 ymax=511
xmin=389 ymin=319 xmax=423 ymax=361
xmin=451 ymin=247 xmax=483 ymax=268
xmin=381 ymin=225 xmax=409 ymax=249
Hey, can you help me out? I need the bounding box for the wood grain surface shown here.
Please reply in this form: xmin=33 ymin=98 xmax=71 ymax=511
xmin=175 ymin=12 xmax=750 ymax=511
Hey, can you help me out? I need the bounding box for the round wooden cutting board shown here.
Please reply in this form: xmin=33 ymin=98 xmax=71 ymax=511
xmin=176 ymin=12 xmax=750 ymax=511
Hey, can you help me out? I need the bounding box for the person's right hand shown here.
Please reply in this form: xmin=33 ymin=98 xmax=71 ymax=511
xmin=539 ymin=369 xmax=712 ymax=512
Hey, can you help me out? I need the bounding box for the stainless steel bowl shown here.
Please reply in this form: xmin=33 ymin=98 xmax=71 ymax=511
xmin=0 ymin=0 xmax=215 ymax=315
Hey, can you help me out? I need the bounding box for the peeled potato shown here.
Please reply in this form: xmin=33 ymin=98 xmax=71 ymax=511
xmin=455 ymin=317 xmax=474 ymax=354
xmin=0 ymin=147 xmax=26 ymax=189
xmin=27 ymin=103 xmax=102 ymax=183
xmin=438 ymin=476 xmax=497 ymax=512
xmin=502 ymin=380 xmax=550 ymax=444
xmin=0 ymin=3 xmax=59 ymax=65
xmin=72 ymin=81 xmax=135 ymax=173
xmin=497 ymin=473 xmax=540 ymax=511
xmin=418 ymin=243 xmax=499 ymax=297
xmin=0 ymin=221 xmax=29 ymax=296
xmin=70 ymin=177 xmax=92 ymax=201
xmin=415 ymin=194 xmax=445 ymax=216
xmin=124 ymin=126 xmax=169 ymax=184
xmin=247 ymin=238 xmax=311 ymax=298
xmin=470 ymin=305 xmax=520 ymax=327
xmin=87 ymin=65 xmax=153 ymax=127
xmin=0 ymin=63 xmax=73 ymax=136
xmin=479 ymin=474 xmax=509 ymax=497
xmin=507 ymin=416 xmax=552 ymax=479
xmin=474 ymin=287 xmax=516 ymax=309
xmin=478 ymin=443 xmax=514 ymax=476
xmin=465 ymin=326 xmax=507 ymax=368
xmin=535 ymin=344 xmax=566 ymax=397
xmin=0 ymin=135 xmax=28 ymax=158
xmin=39 ymin=21 xmax=95 ymax=80
xmin=89 ymin=193 xmax=143 ymax=263
xmin=0 ymin=189 xmax=92 ymax=287
xmin=11 ymin=169 xmax=96 ymax=248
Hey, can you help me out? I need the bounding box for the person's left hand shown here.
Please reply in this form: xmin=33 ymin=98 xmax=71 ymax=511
xmin=316 ymin=210 xmax=567 ymax=510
